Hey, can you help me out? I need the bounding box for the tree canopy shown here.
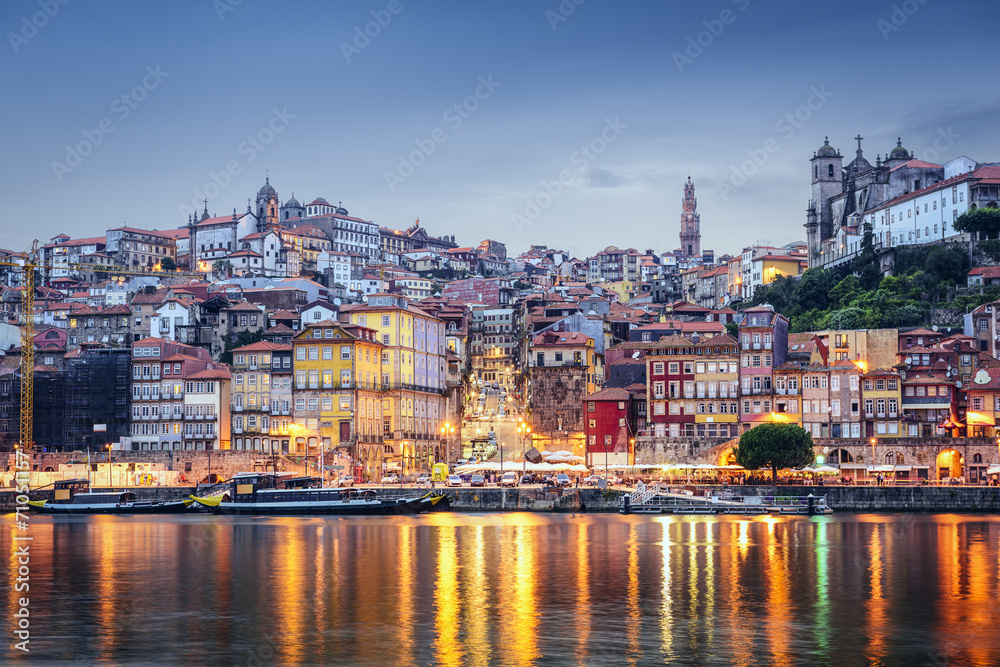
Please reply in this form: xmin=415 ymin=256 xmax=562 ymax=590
xmin=747 ymin=241 xmax=986 ymax=332
xmin=733 ymin=423 xmax=815 ymax=484
xmin=160 ymin=256 xmax=177 ymax=272
xmin=953 ymin=206 xmax=1000 ymax=239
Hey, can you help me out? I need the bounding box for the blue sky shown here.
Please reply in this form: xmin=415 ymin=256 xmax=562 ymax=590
xmin=2 ymin=0 xmax=998 ymax=259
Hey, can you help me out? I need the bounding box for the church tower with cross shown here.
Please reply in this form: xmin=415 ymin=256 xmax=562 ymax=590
xmin=679 ymin=176 xmax=701 ymax=257
xmin=805 ymin=133 xmax=948 ymax=267
xmin=255 ymin=174 xmax=281 ymax=234
xmin=807 ymin=136 xmax=845 ymax=259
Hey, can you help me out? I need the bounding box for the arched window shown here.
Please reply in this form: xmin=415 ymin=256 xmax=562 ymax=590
xmin=973 ymin=453 xmax=983 ymax=463
xmin=828 ymin=164 xmax=834 ymax=178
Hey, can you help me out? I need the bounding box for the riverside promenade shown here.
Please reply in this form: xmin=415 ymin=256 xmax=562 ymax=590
xmin=6 ymin=484 xmax=1000 ymax=513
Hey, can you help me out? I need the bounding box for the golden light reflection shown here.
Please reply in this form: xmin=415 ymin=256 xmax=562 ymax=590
xmin=654 ymin=517 xmax=676 ymax=662
xmin=704 ymin=521 xmax=716 ymax=651
xmin=434 ymin=526 xmax=462 ymax=667
xmin=688 ymin=522 xmax=700 ymax=653
xmin=273 ymin=520 xmax=308 ymax=665
xmin=765 ymin=519 xmax=792 ymax=667
xmin=499 ymin=525 xmax=538 ymax=664
xmin=865 ymin=524 xmax=888 ymax=665
xmin=727 ymin=520 xmax=754 ymax=667
xmin=396 ymin=524 xmax=416 ymax=664
xmin=464 ymin=525 xmax=490 ymax=667
xmin=626 ymin=523 xmax=641 ymax=665
xmin=737 ymin=519 xmax=750 ymax=558
xmin=312 ymin=526 xmax=327 ymax=652
xmin=574 ymin=521 xmax=591 ymax=665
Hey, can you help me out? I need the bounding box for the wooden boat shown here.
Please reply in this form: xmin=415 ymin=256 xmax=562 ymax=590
xmin=190 ymin=473 xmax=449 ymax=515
xmin=28 ymin=479 xmax=193 ymax=514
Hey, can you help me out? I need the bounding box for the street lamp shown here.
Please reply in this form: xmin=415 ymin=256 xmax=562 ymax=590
xmin=440 ymin=422 xmax=456 ymax=467
xmin=870 ymin=437 xmax=877 ymax=485
xmin=517 ymin=420 xmax=531 ymax=481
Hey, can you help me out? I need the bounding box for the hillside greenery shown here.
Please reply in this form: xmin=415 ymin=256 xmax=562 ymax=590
xmin=746 ymin=218 xmax=999 ymax=332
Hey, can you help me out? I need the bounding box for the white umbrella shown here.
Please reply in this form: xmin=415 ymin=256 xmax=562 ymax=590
xmin=550 ymin=463 xmax=572 ymax=471
xmin=812 ymin=465 xmax=839 ymax=474
xmin=695 ymin=464 xmax=717 ymax=470
xmin=988 ymin=465 xmax=1000 ymax=475
xmin=569 ymin=464 xmax=590 ymax=472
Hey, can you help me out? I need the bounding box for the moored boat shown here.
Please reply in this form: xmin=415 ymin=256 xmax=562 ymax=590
xmin=190 ymin=473 xmax=448 ymax=515
xmin=28 ymin=479 xmax=193 ymax=514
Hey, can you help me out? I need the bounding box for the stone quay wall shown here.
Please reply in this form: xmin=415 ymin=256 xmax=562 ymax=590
xmin=6 ymin=485 xmax=1000 ymax=513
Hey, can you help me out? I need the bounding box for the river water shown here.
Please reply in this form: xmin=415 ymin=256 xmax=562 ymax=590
xmin=3 ymin=513 xmax=1000 ymax=666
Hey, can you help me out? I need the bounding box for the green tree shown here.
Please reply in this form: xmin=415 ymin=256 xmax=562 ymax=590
xmin=826 ymin=306 xmax=866 ymax=329
xmin=724 ymin=321 xmax=739 ymax=338
xmin=733 ymin=422 xmax=815 ymax=484
xmin=852 ymin=221 xmax=880 ymax=290
xmin=795 ymin=269 xmax=832 ymax=312
xmin=923 ymin=246 xmax=969 ymax=285
xmin=953 ymin=206 xmax=1000 ymax=239
xmin=160 ymin=256 xmax=177 ymax=272
xmin=829 ymin=275 xmax=860 ymax=309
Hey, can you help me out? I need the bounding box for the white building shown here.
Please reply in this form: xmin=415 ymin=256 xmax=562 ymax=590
xmin=316 ymin=249 xmax=352 ymax=285
xmin=150 ymin=298 xmax=198 ymax=341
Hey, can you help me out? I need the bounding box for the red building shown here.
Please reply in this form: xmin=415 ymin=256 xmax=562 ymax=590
xmin=583 ymin=387 xmax=638 ymax=467
xmin=645 ymin=334 xmax=697 ymax=437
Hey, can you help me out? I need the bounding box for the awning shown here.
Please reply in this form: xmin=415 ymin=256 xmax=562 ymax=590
xmin=966 ymin=411 xmax=996 ymax=426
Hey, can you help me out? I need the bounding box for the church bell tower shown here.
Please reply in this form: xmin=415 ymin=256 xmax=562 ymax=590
xmin=679 ymin=177 xmax=701 ymax=257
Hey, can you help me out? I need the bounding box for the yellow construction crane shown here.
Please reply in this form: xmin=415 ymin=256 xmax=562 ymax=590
xmin=0 ymin=240 xmax=204 ymax=456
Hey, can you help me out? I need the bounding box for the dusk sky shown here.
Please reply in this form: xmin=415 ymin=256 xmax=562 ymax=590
xmin=2 ymin=0 xmax=998 ymax=259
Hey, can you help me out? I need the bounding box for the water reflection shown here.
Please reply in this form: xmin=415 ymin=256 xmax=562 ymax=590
xmin=2 ymin=513 xmax=1000 ymax=666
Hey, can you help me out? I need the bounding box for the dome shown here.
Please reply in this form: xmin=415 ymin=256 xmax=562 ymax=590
xmin=816 ymin=137 xmax=838 ymax=157
xmin=258 ymin=177 xmax=276 ymax=198
xmin=889 ymin=137 xmax=910 ymax=160
xmin=285 ymin=193 xmax=301 ymax=208
xmin=336 ymin=207 xmax=349 ymax=216
xmin=847 ymin=155 xmax=873 ymax=176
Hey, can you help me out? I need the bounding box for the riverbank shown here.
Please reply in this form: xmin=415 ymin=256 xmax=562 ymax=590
xmin=5 ymin=484 xmax=1000 ymax=513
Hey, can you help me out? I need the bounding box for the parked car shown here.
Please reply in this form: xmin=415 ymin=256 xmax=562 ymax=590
xmin=470 ymin=474 xmax=486 ymax=487
xmin=583 ymin=475 xmax=606 ymax=487
xmin=447 ymin=475 xmax=463 ymax=488
xmin=500 ymin=471 xmax=519 ymax=487
xmin=381 ymin=474 xmax=399 ymax=484
xmin=555 ymin=474 xmax=572 ymax=487
xmin=416 ymin=474 xmax=430 ymax=485
xmin=337 ymin=475 xmax=354 ymax=487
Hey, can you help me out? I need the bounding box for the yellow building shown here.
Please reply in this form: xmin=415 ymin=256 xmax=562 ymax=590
xmin=815 ymin=328 xmax=899 ymax=367
xmin=281 ymin=225 xmax=332 ymax=270
xmin=291 ymin=320 xmax=383 ymax=462
xmin=692 ymin=334 xmax=741 ymax=438
xmin=342 ymin=293 xmax=447 ymax=475
xmin=772 ymin=362 xmax=803 ymax=427
xmin=603 ymin=279 xmax=634 ymax=304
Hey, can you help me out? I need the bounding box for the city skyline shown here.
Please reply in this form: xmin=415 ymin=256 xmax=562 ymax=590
xmin=2 ymin=0 xmax=998 ymax=258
